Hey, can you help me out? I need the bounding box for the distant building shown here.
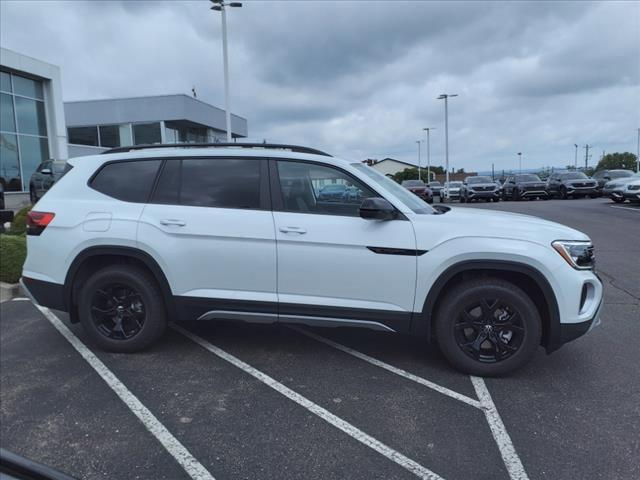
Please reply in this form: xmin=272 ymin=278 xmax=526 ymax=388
xmin=367 ymin=158 xmax=418 ymax=176
xmin=64 ymin=94 xmax=248 ymax=157
xmin=1 ymin=48 xmax=68 ymax=194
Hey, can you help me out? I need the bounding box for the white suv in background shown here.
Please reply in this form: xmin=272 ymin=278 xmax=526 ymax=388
xmin=21 ymin=143 xmax=603 ymax=376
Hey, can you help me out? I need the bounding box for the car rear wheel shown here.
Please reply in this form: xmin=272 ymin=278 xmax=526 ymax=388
xmin=512 ymin=189 xmax=521 ymax=201
xmin=434 ymin=277 xmax=541 ymax=376
xmin=79 ymin=265 xmax=167 ymax=352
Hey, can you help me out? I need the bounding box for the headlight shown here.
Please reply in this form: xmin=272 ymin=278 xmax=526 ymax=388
xmin=552 ymin=240 xmax=595 ymax=270
xmin=627 ymin=184 xmax=640 ymax=191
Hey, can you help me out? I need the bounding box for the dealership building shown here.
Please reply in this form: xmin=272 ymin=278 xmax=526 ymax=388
xmin=1 ymin=47 xmax=248 ymax=205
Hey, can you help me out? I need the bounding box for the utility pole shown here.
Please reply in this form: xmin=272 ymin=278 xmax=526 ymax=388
xmin=437 ymin=94 xmax=458 ymax=201
xmin=517 ymin=152 xmax=522 ymax=173
xmin=637 ymin=128 xmax=639 ymax=173
xmin=423 ymin=127 xmax=435 ymax=182
xmin=210 ymin=0 xmax=243 ymax=142
xmin=416 ymin=140 xmax=422 ymax=181
xmin=584 ymin=144 xmax=591 ymax=170
xmin=574 ymin=144 xmax=578 ymax=169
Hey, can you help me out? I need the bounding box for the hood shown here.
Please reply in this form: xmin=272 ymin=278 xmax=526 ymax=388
xmin=606 ymin=176 xmax=638 ymax=188
xmin=411 ymin=207 xmax=589 ymax=248
xmin=467 ymin=182 xmax=497 ymax=188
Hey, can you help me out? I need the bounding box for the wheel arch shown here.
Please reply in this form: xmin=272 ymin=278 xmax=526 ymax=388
xmin=412 ymin=260 xmax=561 ymax=353
xmin=64 ymin=246 xmax=176 ymax=323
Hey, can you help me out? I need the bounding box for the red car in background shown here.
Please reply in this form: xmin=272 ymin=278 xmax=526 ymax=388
xmin=401 ymin=179 xmax=433 ymax=203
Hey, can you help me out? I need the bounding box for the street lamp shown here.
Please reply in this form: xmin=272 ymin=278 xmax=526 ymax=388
xmin=517 ymin=152 xmax=522 ymax=173
xmin=574 ymin=144 xmax=578 ymax=170
xmin=437 ymin=94 xmax=458 ymax=201
xmin=423 ymin=127 xmax=435 ymax=182
xmin=416 ymin=140 xmax=422 ymax=181
xmin=636 ymin=128 xmax=639 ymax=173
xmin=210 ymin=0 xmax=243 ymax=142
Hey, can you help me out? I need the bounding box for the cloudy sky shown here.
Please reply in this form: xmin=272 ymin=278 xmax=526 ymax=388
xmin=1 ymin=0 xmax=639 ymax=172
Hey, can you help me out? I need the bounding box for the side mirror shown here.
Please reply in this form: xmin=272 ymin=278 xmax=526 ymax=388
xmin=41 ymin=168 xmax=52 ymax=175
xmin=359 ymin=197 xmax=396 ymax=221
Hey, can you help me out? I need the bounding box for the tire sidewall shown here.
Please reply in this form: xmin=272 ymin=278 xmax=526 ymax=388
xmin=435 ymin=280 xmax=541 ymax=376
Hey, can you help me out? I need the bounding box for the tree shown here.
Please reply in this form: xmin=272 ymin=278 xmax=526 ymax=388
xmin=595 ymin=152 xmax=638 ymax=171
xmin=391 ymin=166 xmax=445 ymax=183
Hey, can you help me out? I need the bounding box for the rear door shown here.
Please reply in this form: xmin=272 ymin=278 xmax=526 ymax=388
xmin=138 ymin=157 xmax=278 ymax=320
xmin=271 ymin=159 xmax=417 ymax=332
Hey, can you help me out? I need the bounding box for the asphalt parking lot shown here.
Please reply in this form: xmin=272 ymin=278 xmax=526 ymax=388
xmin=1 ymin=197 xmax=638 ymax=480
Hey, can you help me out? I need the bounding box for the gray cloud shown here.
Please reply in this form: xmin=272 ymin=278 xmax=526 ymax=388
xmin=1 ymin=0 xmax=638 ymax=172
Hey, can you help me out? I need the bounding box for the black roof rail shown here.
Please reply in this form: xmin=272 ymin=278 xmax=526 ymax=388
xmin=102 ymin=142 xmax=332 ymax=157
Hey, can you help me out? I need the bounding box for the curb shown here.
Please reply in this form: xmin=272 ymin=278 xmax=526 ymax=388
xmin=0 ymin=281 xmax=21 ymax=303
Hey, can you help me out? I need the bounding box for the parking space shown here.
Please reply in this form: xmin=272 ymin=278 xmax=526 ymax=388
xmin=1 ymin=198 xmax=638 ymax=480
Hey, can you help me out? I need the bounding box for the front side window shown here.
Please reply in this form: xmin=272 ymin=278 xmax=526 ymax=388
xmin=91 ymin=160 xmax=161 ymax=202
xmin=152 ymin=158 xmax=262 ymax=209
xmin=277 ymin=161 xmax=375 ymax=217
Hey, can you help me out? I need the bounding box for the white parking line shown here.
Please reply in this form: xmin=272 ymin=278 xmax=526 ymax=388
xmin=35 ymin=306 xmax=215 ymax=480
xmin=610 ymin=205 xmax=640 ymax=213
xmin=470 ymin=377 xmax=529 ymax=480
xmin=172 ymin=324 xmax=445 ymax=480
xmin=288 ymin=326 xmax=483 ymax=409
xmin=290 ymin=327 xmax=529 ymax=480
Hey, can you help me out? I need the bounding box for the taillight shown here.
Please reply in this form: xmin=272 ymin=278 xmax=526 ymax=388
xmin=26 ymin=211 xmax=55 ymax=236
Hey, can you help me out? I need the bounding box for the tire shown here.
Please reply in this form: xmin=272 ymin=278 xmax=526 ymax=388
xmin=434 ymin=277 xmax=541 ymax=376
xmin=78 ymin=265 xmax=167 ymax=352
xmin=513 ymin=189 xmax=521 ymax=201
xmin=612 ymin=196 xmax=624 ymax=204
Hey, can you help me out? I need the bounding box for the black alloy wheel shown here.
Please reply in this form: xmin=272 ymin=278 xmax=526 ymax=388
xmin=90 ymin=284 xmax=146 ymax=340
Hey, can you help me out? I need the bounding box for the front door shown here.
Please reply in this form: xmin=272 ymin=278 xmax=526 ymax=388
xmin=271 ymin=159 xmax=417 ymax=332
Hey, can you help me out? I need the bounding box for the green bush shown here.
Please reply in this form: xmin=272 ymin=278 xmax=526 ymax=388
xmin=0 ymin=234 xmax=26 ymax=283
xmin=7 ymin=206 xmax=31 ymax=236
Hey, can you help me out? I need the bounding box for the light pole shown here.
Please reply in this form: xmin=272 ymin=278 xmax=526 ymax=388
xmin=210 ymin=0 xmax=242 ymax=142
xmin=574 ymin=144 xmax=578 ymax=169
xmin=416 ymin=140 xmax=422 ymax=181
xmin=637 ymin=128 xmax=639 ymax=173
xmin=437 ymin=94 xmax=458 ymax=200
xmin=517 ymin=152 xmax=522 ymax=173
xmin=423 ymin=127 xmax=435 ymax=182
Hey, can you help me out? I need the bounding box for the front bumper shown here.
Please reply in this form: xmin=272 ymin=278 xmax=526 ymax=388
xmin=559 ymin=297 xmax=602 ymax=344
xmin=467 ymin=190 xmax=500 ymax=199
xmin=566 ymin=186 xmax=597 ymax=196
xmin=623 ymin=190 xmax=640 ymax=202
xmin=520 ymin=189 xmax=548 ymax=198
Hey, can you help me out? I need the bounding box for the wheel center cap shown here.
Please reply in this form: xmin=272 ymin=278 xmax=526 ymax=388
xmin=484 ymin=324 xmax=494 ymax=334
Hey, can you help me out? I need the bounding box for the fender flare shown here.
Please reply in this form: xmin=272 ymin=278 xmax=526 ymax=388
xmin=412 ymin=259 xmax=561 ymax=352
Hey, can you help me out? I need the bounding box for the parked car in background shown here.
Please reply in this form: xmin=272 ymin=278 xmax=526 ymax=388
xmin=441 ymin=181 xmax=463 ymax=201
xmin=29 ymin=160 xmax=69 ymax=203
xmin=401 ymin=179 xmax=433 ymax=203
xmin=502 ymin=174 xmax=548 ymax=201
xmin=460 ymin=176 xmax=500 ymax=203
xmin=621 ymin=178 xmax=640 ymax=203
xmin=495 ymin=180 xmax=503 ymax=196
xmin=547 ymin=172 xmax=598 ymax=199
xmin=604 ymin=172 xmax=640 ymax=202
xmin=317 ymin=183 xmax=347 ymax=201
xmin=428 ymin=181 xmax=443 ymax=197
xmin=591 ymin=169 xmax=634 ymax=196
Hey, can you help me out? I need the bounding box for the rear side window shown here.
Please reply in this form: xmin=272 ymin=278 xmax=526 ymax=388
xmin=151 ymin=158 xmax=262 ymax=209
xmin=91 ymin=160 xmax=161 ymax=202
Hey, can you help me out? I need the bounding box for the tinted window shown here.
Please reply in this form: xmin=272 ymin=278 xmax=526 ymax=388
xmin=277 ymin=161 xmax=375 ymax=217
xmin=133 ymin=123 xmax=161 ymax=145
xmin=152 ymin=158 xmax=262 ymax=209
xmin=560 ymin=172 xmax=588 ymax=180
xmin=402 ymin=180 xmax=425 ymax=187
xmin=515 ymin=174 xmax=541 ymax=182
xmin=467 ymin=176 xmax=492 ymax=184
xmin=91 ymin=160 xmax=161 ymax=202
xmin=609 ymin=170 xmax=633 ymax=179
xmin=68 ymin=126 xmax=99 ymax=146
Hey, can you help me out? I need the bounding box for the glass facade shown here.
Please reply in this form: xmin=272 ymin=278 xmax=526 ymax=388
xmin=0 ymin=69 xmax=50 ymax=191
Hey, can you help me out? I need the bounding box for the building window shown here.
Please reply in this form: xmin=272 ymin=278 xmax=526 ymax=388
xmin=0 ymin=69 xmax=49 ymax=191
xmin=133 ymin=122 xmax=161 ymax=145
xmin=68 ymin=126 xmax=99 ymax=146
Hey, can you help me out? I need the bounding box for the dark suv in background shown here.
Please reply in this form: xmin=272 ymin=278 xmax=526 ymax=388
xmin=501 ymin=174 xmax=548 ymax=201
xmin=460 ymin=175 xmax=500 ymax=202
xmin=29 ymin=160 xmax=68 ymax=203
xmin=547 ymin=172 xmax=598 ymax=199
xmin=591 ymin=169 xmax=634 ymax=196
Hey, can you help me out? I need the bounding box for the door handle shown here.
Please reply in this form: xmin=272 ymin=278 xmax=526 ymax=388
xmin=160 ymin=219 xmax=186 ymax=227
xmin=279 ymin=226 xmax=307 ymax=234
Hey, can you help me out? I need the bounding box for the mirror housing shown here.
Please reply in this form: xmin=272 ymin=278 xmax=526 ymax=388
xmin=359 ymin=197 xmax=396 ymax=221
xmin=41 ymin=168 xmax=52 ymax=175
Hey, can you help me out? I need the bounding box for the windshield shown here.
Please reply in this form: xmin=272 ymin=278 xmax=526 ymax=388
xmin=402 ymin=180 xmax=425 ymax=187
xmin=52 ymin=162 xmax=67 ymax=174
xmin=447 ymin=182 xmax=463 ymax=187
xmin=608 ymin=170 xmax=634 ymax=179
xmin=428 ymin=181 xmax=441 ymax=186
xmin=467 ymin=176 xmax=492 ymax=184
xmin=352 ymin=164 xmax=434 ymax=214
xmin=515 ymin=174 xmax=541 ymax=182
xmin=560 ymin=172 xmax=588 ymax=180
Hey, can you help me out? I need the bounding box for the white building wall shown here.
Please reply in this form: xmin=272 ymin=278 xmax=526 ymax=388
xmin=370 ymin=159 xmax=416 ymax=176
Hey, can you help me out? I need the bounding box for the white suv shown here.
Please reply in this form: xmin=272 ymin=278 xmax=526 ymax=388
xmin=21 ymin=143 xmax=603 ymax=376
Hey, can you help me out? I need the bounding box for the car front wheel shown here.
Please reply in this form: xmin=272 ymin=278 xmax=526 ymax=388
xmin=79 ymin=265 xmax=167 ymax=352
xmin=434 ymin=277 xmax=541 ymax=376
